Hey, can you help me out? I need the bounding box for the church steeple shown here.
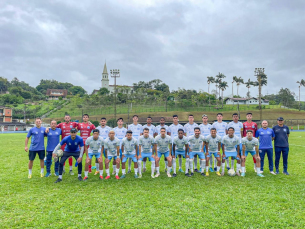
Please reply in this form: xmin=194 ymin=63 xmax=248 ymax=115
xmin=103 ymin=62 xmax=108 ymax=74
xmin=101 ymin=61 xmax=109 ymax=88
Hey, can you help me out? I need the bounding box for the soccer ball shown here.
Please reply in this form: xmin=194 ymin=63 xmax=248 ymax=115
xmin=53 ymin=149 xmax=63 ymax=162
xmin=228 ymin=169 xmax=236 ymax=176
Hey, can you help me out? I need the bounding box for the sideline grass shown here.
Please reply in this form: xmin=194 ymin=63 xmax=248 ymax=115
xmin=1 ymin=133 xmax=304 ymax=228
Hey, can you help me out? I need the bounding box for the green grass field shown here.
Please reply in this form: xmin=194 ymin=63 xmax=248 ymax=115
xmin=1 ymin=133 xmax=304 ymax=228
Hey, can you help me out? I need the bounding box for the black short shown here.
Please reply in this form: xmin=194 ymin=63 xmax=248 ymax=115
xmin=29 ymin=150 xmax=45 ymax=161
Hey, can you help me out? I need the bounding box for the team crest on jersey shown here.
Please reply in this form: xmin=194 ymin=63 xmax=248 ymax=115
xmin=70 ymin=125 xmax=73 ymax=128
xmin=252 ymin=125 xmax=254 ymax=128
xmin=267 ymin=131 xmax=271 ymax=134
xmin=75 ymin=142 xmax=77 ymax=145
xmin=69 ymin=143 xmax=71 ymax=145
xmin=284 ymin=129 xmax=287 ymax=132
xmin=87 ymin=126 xmax=90 ymax=129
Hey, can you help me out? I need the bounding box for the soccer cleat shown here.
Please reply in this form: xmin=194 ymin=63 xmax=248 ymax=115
xmin=194 ymin=169 xmax=199 ymax=173
xmin=209 ymin=167 xmax=214 ymax=173
xmin=199 ymin=168 xmax=202 ymax=172
xmin=214 ymin=167 xmax=217 ymax=172
xmin=99 ymin=176 xmax=103 ymax=180
xmin=45 ymin=172 xmax=51 ymax=177
xmin=172 ymin=173 xmax=177 ymax=177
xmin=270 ymin=171 xmax=276 ymax=175
xmin=83 ymin=176 xmax=88 ymax=181
xmin=226 ymin=167 xmax=230 ymax=170
xmin=28 ymin=174 xmax=32 ymax=179
xmin=283 ymin=171 xmax=290 ymax=175
xmin=78 ymin=176 xmax=83 ymax=181
xmin=120 ymin=174 xmax=126 ymax=179
xmin=105 ymin=176 xmax=110 ymax=180
xmin=94 ymin=171 xmax=99 ymax=175
xmin=201 ymin=173 xmax=206 ymax=176
xmin=167 ymin=173 xmax=172 ymax=178
xmin=178 ymin=168 xmax=184 ymax=173
xmin=276 ymin=169 xmax=279 ymax=174
xmin=40 ymin=173 xmax=44 ymax=178
xmin=155 ymin=173 xmax=160 ymax=178
xmin=138 ymin=174 xmax=142 ymax=178
xmin=216 ymin=172 xmax=221 ymax=176
xmin=206 ymin=172 xmax=209 ymax=176
xmin=55 ymin=178 xmax=62 ymax=183
xmin=69 ymin=170 xmax=74 ymax=175
xmin=257 ymin=173 xmax=265 ymax=177
xmin=151 ymin=174 xmax=155 ymax=178
xmin=185 ymin=173 xmax=190 ymax=177
xmin=259 ymin=170 xmax=264 ymax=174
xmin=91 ymin=166 xmax=96 ymax=170
xmin=221 ymin=171 xmax=225 ymax=176
xmin=134 ymin=174 xmax=138 ymax=178
xmin=55 ymin=172 xmax=59 ymax=176
xmin=190 ymin=173 xmax=194 ymax=176
xmin=115 ymin=175 xmax=120 ymax=180
xmin=241 ymin=172 xmax=246 ymax=177
xmin=127 ymin=170 xmax=131 ymax=174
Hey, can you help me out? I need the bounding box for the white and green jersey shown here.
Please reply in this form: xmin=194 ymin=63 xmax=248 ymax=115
xmin=188 ymin=135 xmax=205 ymax=152
xmin=169 ymin=123 xmax=184 ymax=143
xmin=199 ymin=123 xmax=212 ymax=137
xmin=121 ymin=137 xmax=137 ymax=155
xmin=154 ymin=135 xmax=171 ymax=153
xmin=143 ymin=124 xmax=156 ymax=137
xmin=127 ymin=123 xmax=143 ymax=140
xmin=96 ymin=125 xmax=112 ymax=139
xmin=104 ymin=137 xmax=120 ymax=156
xmin=85 ymin=136 xmax=104 ymax=154
xmin=184 ymin=122 xmax=199 ymax=137
xmin=155 ymin=124 xmax=169 ymax=135
xmin=173 ymin=136 xmax=188 ymax=152
xmin=113 ymin=126 xmax=127 ymax=147
xmin=241 ymin=137 xmax=258 ymax=151
xmin=212 ymin=121 xmax=227 ymax=139
xmin=222 ymin=135 xmax=240 ymax=152
xmin=227 ymin=121 xmax=243 ymax=143
xmin=205 ymin=134 xmax=221 ymax=152
xmin=138 ymin=135 xmax=155 ymax=153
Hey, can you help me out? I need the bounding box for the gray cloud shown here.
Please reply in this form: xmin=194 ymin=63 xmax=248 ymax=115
xmin=1 ymin=0 xmax=305 ymax=99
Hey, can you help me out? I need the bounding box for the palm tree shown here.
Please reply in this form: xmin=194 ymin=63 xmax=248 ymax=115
xmin=296 ymin=79 xmax=305 ymax=110
xmin=253 ymin=69 xmax=268 ymax=121
xmin=216 ymin=72 xmax=226 ymax=104
xmin=233 ymin=76 xmax=244 ymax=96
xmin=219 ymin=81 xmax=228 ymax=108
xmin=244 ymin=78 xmax=253 ymax=98
xmin=207 ymin=76 xmax=215 ymax=106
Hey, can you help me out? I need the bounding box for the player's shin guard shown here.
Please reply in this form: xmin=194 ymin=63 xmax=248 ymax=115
xmin=134 ymin=168 xmax=138 ymax=175
xmin=236 ymin=163 xmax=241 ymax=174
xmin=179 ymin=157 xmax=182 ymax=169
xmin=128 ymin=158 xmax=132 ymax=171
xmin=95 ymin=163 xmax=99 ymax=171
xmin=172 ymin=158 xmax=176 ymax=174
xmin=151 ymin=163 xmax=155 ymax=175
xmin=221 ymin=162 xmax=225 ymax=172
xmin=194 ymin=157 xmax=198 ymax=170
xmin=137 ymin=161 xmax=142 ymax=175
xmin=143 ymin=161 xmax=146 ymax=169
xmin=200 ymin=160 xmax=206 ymax=172
xmin=185 ymin=158 xmax=190 ymax=174
xmin=189 ymin=159 xmax=194 ymax=173
xmin=210 ymin=157 xmax=213 ymax=168
xmin=214 ymin=157 xmax=217 ymax=169
xmin=231 ymin=158 xmax=234 ymax=169
xmin=226 ymin=158 xmax=230 ymax=168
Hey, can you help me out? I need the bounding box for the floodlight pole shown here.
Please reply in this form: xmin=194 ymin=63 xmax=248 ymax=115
xmin=110 ymin=69 xmax=120 ymax=121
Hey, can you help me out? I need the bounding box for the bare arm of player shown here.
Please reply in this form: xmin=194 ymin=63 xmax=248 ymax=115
xmin=77 ymin=146 xmax=84 ymax=163
xmin=241 ymin=145 xmax=246 ymax=161
xmin=25 ymin=137 xmax=29 ymax=152
xmin=138 ymin=145 xmax=141 ymax=159
xmin=173 ymin=144 xmax=176 ymax=155
xmin=154 ymin=144 xmax=158 ymax=159
xmin=85 ymin=145 xmax=90 ymax=164
xmin=222 ymin=144 xmax=225 ymax=158
xmin=185 ymin=144 xmax=189 ymax=158
xmin=116 ymin=146 xmax=120 ymax=157
xmin=98 ymin=146 xmax=104 ymax=163
xmin=205 ymin=143 xmax=209 ymax=158
xmin=52 ymin=143 xmax=61 ymax=157
xmin=201 ymin=141 xmax=205 ymax=153
xmin=169 ymin=144 xmax=172 ymax=156
xmin=237 ymin=144 xmax=240 ymax=157
xmin=121 ymin=145 xmax=124 ymax=156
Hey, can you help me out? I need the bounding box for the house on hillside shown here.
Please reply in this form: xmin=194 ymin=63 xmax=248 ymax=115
xmin=0 ymin=106 xmax=26 ymax=131
xmin=46 ymin=89 xmax=68 ymax=100
xmin=225 ymin=97 xmax=269 ymax=105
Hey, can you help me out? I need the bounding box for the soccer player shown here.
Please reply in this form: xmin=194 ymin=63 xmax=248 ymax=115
xmin=199 ymin=114 xmax=213 ymax=172
xmin=204 ymin=128 xmax=222 ymax=176
xmin=188 ymin=127 xmax=206 ymax=176
xmin=154 ymin=127 xmax=172 ymax=177
xmin=120 ymin=130 xmax=139 ymax=179
xmin=83 ymin=129 xmax=104 ymax=180
xmin=25 ymin=117 xmax=46 ymax=178
xmin=127 ymin=115 xmax=143 ymax=173
xmin=77 ymin=114 xmax=96 ymax=173
xmin=221 ymin=127 xmax=240 ymax=176
xmin=212 ymin=113 xmax=228 ymax=170
xmin=241 ymin=130 xmax=264 ymax=177
xmin=168 ymin=115 xmax=184 ymax=173
xmin=138 ymin=128 xmax=156 ymax=178
xmin=155 ymin=117 xmax=170 ymax=135
xmin=142 ymin=116 xmax=157 ymax=171
xmin=242 ymin=112 xmax=258 ymax=171
xmin=173 ymin=129 xmax=188 ymax=177
xmin=256 ymin=120 xmax=276 ymax=175
xmin=53 ymin=128 xmax=84 ymax=183
xmin=104 ymin=130 xmax=121 ymax=179
xmin=227 ymin=113 xmax=243 ymax=170
xmin=55 ymin=114 xmax=78 ymax=175
xmin=273 ymin=117 xmax=290 ymax=175
xmin=45 ymin=120 xmax=62 ymax=177
xmin=113 ymin=117 xmax=127 ymax=172
xmin=96 ymin=117 xmax=112 ymax=174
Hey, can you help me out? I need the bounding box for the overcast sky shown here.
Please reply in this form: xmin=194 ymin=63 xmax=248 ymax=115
xmin=1 ymin=0 xmax=305 ymax=99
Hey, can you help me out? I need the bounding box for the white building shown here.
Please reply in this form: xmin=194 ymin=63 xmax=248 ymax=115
xmin=225 ymin=97 xmax=269 ymax=105
xmin=92 ymin=63 xmax=134 ymax=95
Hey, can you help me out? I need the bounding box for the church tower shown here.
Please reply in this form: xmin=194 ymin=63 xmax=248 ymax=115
xmin=101 ymin=62 xmax=109 ymax=89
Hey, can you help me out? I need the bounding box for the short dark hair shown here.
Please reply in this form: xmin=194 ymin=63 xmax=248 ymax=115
xmin=101 ymin=117 xmax=106 ymax=120
xmin=65 ymin=114 xmax=70 ymax=117
xmin=160 ymin=127 xmax=166 ymax=131
xmin=36 ymin=117 xmax=41 ymax=120
xmin=50 ymin=120 xmax=57 ymax=123
xmin=246 ymin=112 xmax=252 ymax=115
xmin=160 ymin=117 xmax=165 ymax=121
xmin=228 ymin=127 xmax=235 ymax=131
xmin=210 ymin=128 xmax=216 ymax=131
xmin=178 ymin=128 xmax=184 ymax=133
xmin=92 ymin=129 xmax=100 ymax=133
xmin=147 ymin=116 xmax=152 ymax=119
xmin=133 ymin=115 xmax=138 ymax=118
xmin=173 ymin=115 xmax=178 ymax=118
xmin=189 ymin=114 xmax=194 ymax=117
xmin=117 ymin=117 xmax=123 ymax=122
xmin=232 ymin=113 xmax=238 ymax=117
xmin=83 ymin=114 xmax=89 ymax=118
xmin=246 ymin=129 xmax=253 ymax=133
xmin=143 ymin=127 xmax=149 ymax=132
xmin=126 ymin=130 xmax=133 ymax=134
xmin=194 ymin=127 xmax=200 ymax=131
xmin=217 ymin=113 xmax=223 ymax=116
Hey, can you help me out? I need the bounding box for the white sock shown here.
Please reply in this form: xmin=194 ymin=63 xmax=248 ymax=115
xmin=99 ymin=170 xmax=103 ymax=176
xmin=128 ymin=158 xmax=132 ymax=171
xmin=78 ymin=174 xmax=81 ymax=177
xmin=189 ymin=159 xmax=194 ymax=173
xmin=206 ymin=166 xmax=209 ymax=173
xmin=138 ymin=161 xmax=142 ymax=175
xmin=96 ymin=163 xmax=99 ymax=171
xmin=143 ymin=161 xmax=146 ymax=169
xmin=217 ymin=166 xmax=220 ymax=172
xmin=210 ymin=157 xmax=213 ymax=168
xmin=106 ymin=169 xmax=110 ymax=176
xmin=221 ymin=163 xmax=225 ymax=172
xmin=172 ymin=158 xmax=176 ymax=174
xmin=135 ymin=168 xmax=138 ymax=175
xmin=231 ymin=159 xmax=234 ymax=169
xmin=41 ymin=168 xmax=44 ymax=174
xmin=156 ymin=167 xmax=160 ymax=173
xmin=59 ymin=175 xmax=62 ymax=179
xmin=85 ymin=171 xmax=88 ymax=177
xmin=179 ymin=157 xmax=182 ymax=169
xmin=165 ymin=161 xmax=168 ymax=167
xmin=214 ymin=157 xmax=217 ymax=168
xmin=122 ymin=169 xmax=126 ymax=175
xmin=257 ymin=167 xmax=261 ymax=174
xmin=70 ymin=166 xmax=72 ymax=170
xmin=242 ymin=167 xmax=245 ymax=173
xmin=226 ymin=158 xmax=230 ymax=168
xmin=29 ymin=169 xmax=32 ymax=175
xmin=116 ymin=168 xmax=119 ymax=176
xmin=236 ymin=164 xmax=241 ymax=173
xmin=167 ymin=166 xmax=172 ymax=174
xmin=200 ymin=160 xmax=206 ymax=173
xmin=194 ymin=157 xmax=198 ymax=170
xmin=151 ymin=163 xmax=155 ymax=175
xmin=185 ymin=158 xmax=189 ymax=174
xmin=112 ymin=163 xmax=116 ymax=170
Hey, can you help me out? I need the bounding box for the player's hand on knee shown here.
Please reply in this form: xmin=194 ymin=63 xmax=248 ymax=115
xmin=98 ymin=157 xmax=103 ymax=163
xmin=105 ymin=159 xmax=109 ymax=164
xmin=77 ymin=157 xmax=82 ymax=163
xmin=86 ymin=157 xmax=90 ymax=164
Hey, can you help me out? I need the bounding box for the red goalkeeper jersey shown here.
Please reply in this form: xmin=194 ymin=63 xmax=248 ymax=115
xmin=242 ymin=121 xmax=258 ymax=137
xmin=77 ymin=122 xmax=96 ymax=142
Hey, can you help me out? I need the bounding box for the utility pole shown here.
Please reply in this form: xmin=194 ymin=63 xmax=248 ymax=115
xmin=297 ymin=81 xmax=301 ymax=111
xmin=110 ymin=69 xmax=120 ymax=121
